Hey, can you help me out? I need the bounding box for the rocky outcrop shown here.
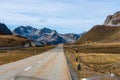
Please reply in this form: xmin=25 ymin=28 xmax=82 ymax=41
xmin=77 ymin=11 xmax=120 ymax=44
xmin=0 ymin=23 xmax=12 ymax=35
xmin=104 ymin=11 xmax=120 ymax=26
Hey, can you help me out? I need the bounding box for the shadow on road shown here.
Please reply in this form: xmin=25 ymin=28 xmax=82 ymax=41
xmin=14 ymin=75 xmax=47 ymax=80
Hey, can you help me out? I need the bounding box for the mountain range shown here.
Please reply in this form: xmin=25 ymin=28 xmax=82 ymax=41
xmin=77 ymin=11 xmax=120 ymax=44
xmin=13 ymin=26 xmax=82 ymax=45
xmin=1 ymin=11 xmax=120 ymax=46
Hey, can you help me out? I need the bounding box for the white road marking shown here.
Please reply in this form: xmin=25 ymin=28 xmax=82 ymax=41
xmin=11 ymin=78 xmax=14 ymax=80
xmin=24 ymin=66 xmax=32 ymax=71
xmin=45 ymin=57 xmax=47 ymax=60
xmin=38 ymin=60 xmax=42 ymax=63
xmin=81 ymin=78 xmax=88 ymax=80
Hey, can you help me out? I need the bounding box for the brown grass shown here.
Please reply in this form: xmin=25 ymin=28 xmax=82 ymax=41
xmin=0 ymin=35 xmax=29 ymax=47
xmin=68 ymin=43 xmax=120 ymax=53
xmin=76 ymin=25 xmax=120 ymax=44
xmin=64 ymin=43 xmax=120 ymax=79
xmin=0 ymin=46 xmax=54 ymax=65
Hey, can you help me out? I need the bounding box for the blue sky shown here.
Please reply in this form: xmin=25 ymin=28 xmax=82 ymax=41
xmin=0 ymin=0 xmax=120 ymax=33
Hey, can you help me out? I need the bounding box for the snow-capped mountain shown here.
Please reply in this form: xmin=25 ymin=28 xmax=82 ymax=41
xmin=13 ymin=26 xmax=81 ymax=45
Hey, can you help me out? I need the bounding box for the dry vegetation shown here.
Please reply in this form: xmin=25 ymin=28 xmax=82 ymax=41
xmin=76 ymin=25 xmax=120 ymax=44
xmin=0 ymin=35 xmax=29 ymax=47
xmin=64 ymin=43 xmax=120 ymax=80
xmin=0 ymin=46 xmax=54 ymax=65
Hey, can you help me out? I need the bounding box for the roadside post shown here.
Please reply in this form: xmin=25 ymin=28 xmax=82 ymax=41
xmin=75 ymin=50 xmax=81 ymax=70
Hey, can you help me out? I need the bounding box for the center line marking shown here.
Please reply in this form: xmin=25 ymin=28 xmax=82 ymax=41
xmin=81 ymin=78 xmax=88 ymax=80
xmin=45 ymin=57 xmax=47 ymax=60
xmin=24 ymin=66 xmax=32 ymax=71
xmin=11 ymin=78 xmax=14 ymax=80
xmin=38 ymin=60 xmax=42 ymax=63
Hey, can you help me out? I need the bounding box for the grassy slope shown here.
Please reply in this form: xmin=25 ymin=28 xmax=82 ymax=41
xmin=0 ymin=35 xmax=30 ymax=47
xmin=75 ymin=43 xmax=120 ymax=53
xmin=77 ymin=25 xmax=120 ymax=44
xmin=66 ymin=25 xmax=120 ymax=79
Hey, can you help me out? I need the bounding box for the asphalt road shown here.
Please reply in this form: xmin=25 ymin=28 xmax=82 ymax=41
xmin=0 ymin=44 xmax=72 ymax=80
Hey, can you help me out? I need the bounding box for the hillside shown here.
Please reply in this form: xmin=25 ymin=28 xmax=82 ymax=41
xmin=0 ymin=23 xmax=31 ymax=47
xmin=77 ymin=25 xmax=120 ymax=44
xmin=77 ymin=11 xmax=120 ymax=44
xmin=0 ymin=35 xmax=30 ymax=47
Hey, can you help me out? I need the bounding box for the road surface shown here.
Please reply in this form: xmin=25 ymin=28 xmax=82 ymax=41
xmin=0 ymin=44 xmax=72 ymax=80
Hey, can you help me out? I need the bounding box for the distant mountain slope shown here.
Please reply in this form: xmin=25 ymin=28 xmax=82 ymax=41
xmin=77 ymin=11 xmax=120 ymax=44
xmin=13 ymin=26 xmax=81 ymax=45
xmin=0 ymin=35 xmax=30 ymax=47
xmin=77 ymin=25 xmax=120 ymax=44
xmin=0 ymin=23 xmax=12 ymax=35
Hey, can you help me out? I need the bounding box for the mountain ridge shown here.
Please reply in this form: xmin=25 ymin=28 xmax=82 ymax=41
xmin=13 ymin=26 xmax=82 ymax=45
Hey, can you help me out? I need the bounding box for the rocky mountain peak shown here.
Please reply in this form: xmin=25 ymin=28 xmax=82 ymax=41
xmin=13 ymin=26 xmax=39 ymax=36
xmin=104 ymin=11 xmax=120 ymax=26
xmin=0 ymin=23 xmax=12 ymax=35
xmin=13 ymin=26 xmax=82 ymax=45
xmin=41 ymin=28 xmax=53 ymax=33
